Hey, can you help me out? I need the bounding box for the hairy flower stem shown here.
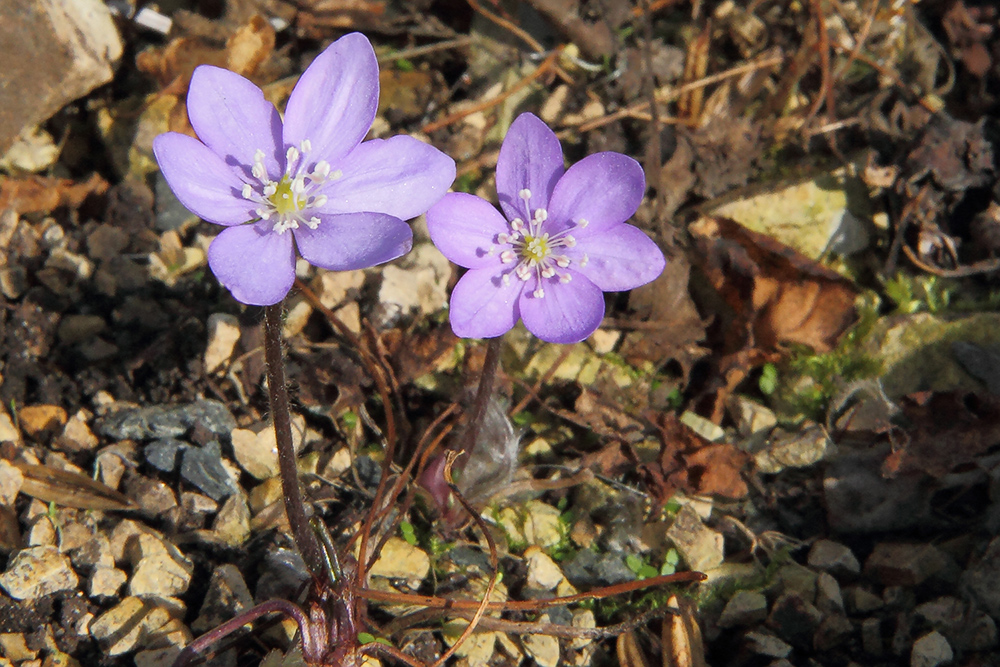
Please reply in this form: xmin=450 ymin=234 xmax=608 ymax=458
xmin=461 ymin=337 xmax=503 ymax=462
xmin=263 ymin=303 xmax=327 ymax=583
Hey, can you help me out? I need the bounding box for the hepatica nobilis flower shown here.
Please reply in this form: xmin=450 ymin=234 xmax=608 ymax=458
xmin=153 ymin=32 xmax=456 ymax=305
xmin=426 ymin=113 xmax=664 ymax=344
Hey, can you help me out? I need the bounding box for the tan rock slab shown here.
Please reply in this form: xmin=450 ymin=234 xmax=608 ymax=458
xmin=0 ymin=545 xmax=79 ymax=600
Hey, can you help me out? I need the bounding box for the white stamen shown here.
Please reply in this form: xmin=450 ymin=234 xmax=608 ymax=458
xmin=500 ymin=250 xmax=516 ymax=264
xmin=564 ymin=235 xmax=576 ymax=247
xmin=577 ymin=218 xmax=589 ymax=228
xmin=258 ymin=209 xmax=270 ymax=220
xmin=242 ymin=184 xmax=253 ymax=199
xmin=331 ymin=170 xmax=343 ymax=180
xmin=511 ymin=219 xmax=525 ymax=232
xmin=252 ymin=163 xmax=265 ymax=179
xmin=560 ymin=273 xmax=572 ymax=283
xmin=497 ymin=233 xmax=510 ymax=244
xmin=555 ymin=255 xmax=571 ymax=268
xmin=541 ymin=267 xmax=555 ymax=278
xmin=291 ymin=177 xmax=307 ymax=194
xmin=306 ymin=217 xmax=321 ymax=229
xmin=263 ymin=183 xmax=277 ymax=197
xmin=487 ymin=245 xmax=496 ymax=256
xmin=312 ymin=161 xmax=331 ymax=179
xmin=533 ymin=208 xmax=548 ymax=222
xmin=533 ymin=287 xmax=545 ymax=298
xmin=518 ymin=189 xmax=532 ymax=200
xmin=516 ymin=264 xmax=531 ymax=280
xmin=301 ymin=139 xmax=312 ymax=153
xmin=580 ymin=253 xmax=589 ymax=267
xmin=312 ymin=195 xmax=328 ymax=207
xmin=502 ymin=273 xmax=511 ymax=285
xmin=286 ymin=146 xmax=300 ymax=165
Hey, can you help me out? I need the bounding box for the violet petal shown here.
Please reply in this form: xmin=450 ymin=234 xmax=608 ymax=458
xmin=569 ymin=225 xmax=665 ymax=291
xmin=208 ymin=225 xmax=296 ymax=305
xmin=293 ymin=213 xmax=412 ymax=271
xmin=449 ymin=267 xmax=524 ymax=339
xmin=319 ymin=136 xmax=456 ymax=220
xmin=283 ymin=33 xmax=378 ymax=170
xmin=186 ymin=66 xmax=283 ymax=180
xmin=547 ymin=152 xmax=645 ymax=237
xmin=495 ymin=113 xmax=565 ymax=222
xmin=426 ymin=193 xmax=509 ymax=269
xmin=519 ymin=273 xmax=605 ymax=344
xmin=153 ymin=133 xmax=257 ymax=225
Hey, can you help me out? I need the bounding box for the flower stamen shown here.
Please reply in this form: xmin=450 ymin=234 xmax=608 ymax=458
xmin=244 ymin=139 xmax=333 ymax=234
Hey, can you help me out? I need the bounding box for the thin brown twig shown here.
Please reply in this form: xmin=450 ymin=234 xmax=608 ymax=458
xmin=376 ymin=36 xmax=473 ymax=64
xmin=902 ymin=245 xmax=1000 ymax=277
xmin=576 ymin=52 xmax=785 ymax=133
xmin=421 ymin=48 xmax=563 ymax=134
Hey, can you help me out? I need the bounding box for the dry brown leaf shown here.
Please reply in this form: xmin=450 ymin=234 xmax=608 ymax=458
xmin=662 ymin=595 xmax=707 ymax=667
xmin=882 ymin=391 xmax=1000 ymax=478
xmin=295 ymin=0 xmax=387 ymax=36
xmin=690 ymin=215 xmax=858 ymax=353
xmin=0 ymin=173 xmax=108 ymax=215
xmin=13 ymin=462 xmax=135 ymax=511
xmin=617 ymin=630 xmax=653 ymax=667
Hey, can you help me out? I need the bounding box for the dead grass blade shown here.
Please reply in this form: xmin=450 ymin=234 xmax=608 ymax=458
xmin=13 ymin=462 xmax=135 ymax=511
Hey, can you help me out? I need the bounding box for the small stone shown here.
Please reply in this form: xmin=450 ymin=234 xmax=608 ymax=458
xmin=523 ymin=614 xmax=560 ymax=667
xmin=230 ymin=416 xmax=306 ymax=480
xmin=18 ymin=405 xmax=67 ymax=441
xmin=27 ymin=516 xmax=57 ymax=546
xmin=910 ymin=631 xmax=952 ymax=667
xmin=127 ymin=534 xmax=194 ymax=597
xmin=57 ymin=315 xmax=106 ymax=346
xmin=180 ymin=441 xmax=238 ymax=501
xmin=134 ymin=648 xmax=183 ymax=667
xmin=588 ymin=329 xmax=621 ymax=355
xmin=316 ymin=269 xmax=365 ymax=308
xmin=0 ymin=410 xmax=20 ymax=444
xmin=768 ymin=592 xmax=823 ymax=648
xmin=90 ymin=597 xmax=175 ymax=656
xmin=862 ymin=618 xmax=883 ymax=656
xmin=377 ymin=244 xmax=451 ymax=321
xmin=191 ymin=564 xmax=253 ymax=633
xmin=808 ymin=539 xmax=860 ymax=577
xmin=744 ymin=631 xmax=792 ymax=659
xmin=0 ymin=460 xmax=24 ymax=504
xmin=125 ymin=474 xmax=177 ymax=516
xmin=755 ymin=425 xmax=832 ymax=473
xmin=0 ymin=265 xmax=28 ymax=299
xmin=204 ymin=313 xmax=241 ymax=374
xmin=524 ymin=546 xmax=564 ymax=590
xmin=100 ymin=400 xmax=235 ymax=441
xmin=86 ymin=224 xmax=129 ymax=261
xmin=55 ymin=411 xmax=99 ymax=452
xmin=562 ymin=549 xmax=635 ymax=588
xmin=497 ymin=500 xmax=565 ymax=550
xmin=665 ymin=504 xmax=724 ymax=572
xmin=719 ymin=590 xmax=768 ymax=628
xmin=70 ymin=535 xmax=114 ymax=573
xmin=369 ymin=537 xmax=430 ymax=589
xmin=728 ymin=396 xmax=777 ymax=449
xmin=88 ymin=566 xmax=126 ymax=599
xmin=814 ymin=614 xmax=853 ymax=651
xmin=0 ymin=633 xmax=35 ymax=661
xmin=144 ymin=439 xmax=187 ymax=473
xmin=0 ymin=0 xmax=122 ymax=155
xmin=281 ymin=297 xmax=313 ymax=338
xmin=213 ymin=494 xmax=251 ymax=547
xmin=845 ymin=586 xmax=884 ymax=615
xmin=865 ymin=543 xmax=947 ymax=587
xmin=0 ymin=545 xmax=79 ymax=600
xmin=815 ymin=572 xmax=845 ymax=616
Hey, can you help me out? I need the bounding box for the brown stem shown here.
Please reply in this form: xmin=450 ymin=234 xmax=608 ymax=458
xmin=263 ymin=303 xmax=327 ymax=583
xmin=461 ymin=337 xmax=503 ymax=461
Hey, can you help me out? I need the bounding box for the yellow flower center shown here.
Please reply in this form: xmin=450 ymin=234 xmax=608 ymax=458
xmin=521 ymin=233 xmax=550 ymax=264
xmin=270 ymin=176 xmax=301 ymax=216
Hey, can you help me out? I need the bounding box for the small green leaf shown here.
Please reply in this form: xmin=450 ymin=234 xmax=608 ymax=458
xmin=342 ymin=410 xmax=358 ymax=430
xmin=395 ymin=58 xmax=415 ymax=72
xmin=638 ymin=564 xmax=659 ymax=580
xmin=759 ymin=363 xmax=778 ymax=395
xmin=358 ymin=633 xmax=376 ymax=644
xmin=400 ymin=521 xmax=417 ymax=546
xmin=625 ymin=554 xmax=644 ymax=575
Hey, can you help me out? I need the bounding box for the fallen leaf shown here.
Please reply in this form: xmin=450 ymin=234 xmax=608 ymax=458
xmin=0 ymin=173 xmax=108 ymax=215
xmin=13 ymin=462 xmax=135 ymax=511
xmin=663 ymin=594 xmax=707 ymax=667
xmin=690 ymin=215 xmax=858 ymax=353
xmin=882 ymin=391 xmax=1000 ymax=478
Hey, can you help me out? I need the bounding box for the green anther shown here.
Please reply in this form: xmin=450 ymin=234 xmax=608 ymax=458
xmin=270 ymin=176 xmax=300 ymax=215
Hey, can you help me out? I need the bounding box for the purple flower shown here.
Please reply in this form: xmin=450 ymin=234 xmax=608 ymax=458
xmin=426 ymin=113 xmax=664 ymax=344
xmin=153 ymin=32 xmax=456 ymax=306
